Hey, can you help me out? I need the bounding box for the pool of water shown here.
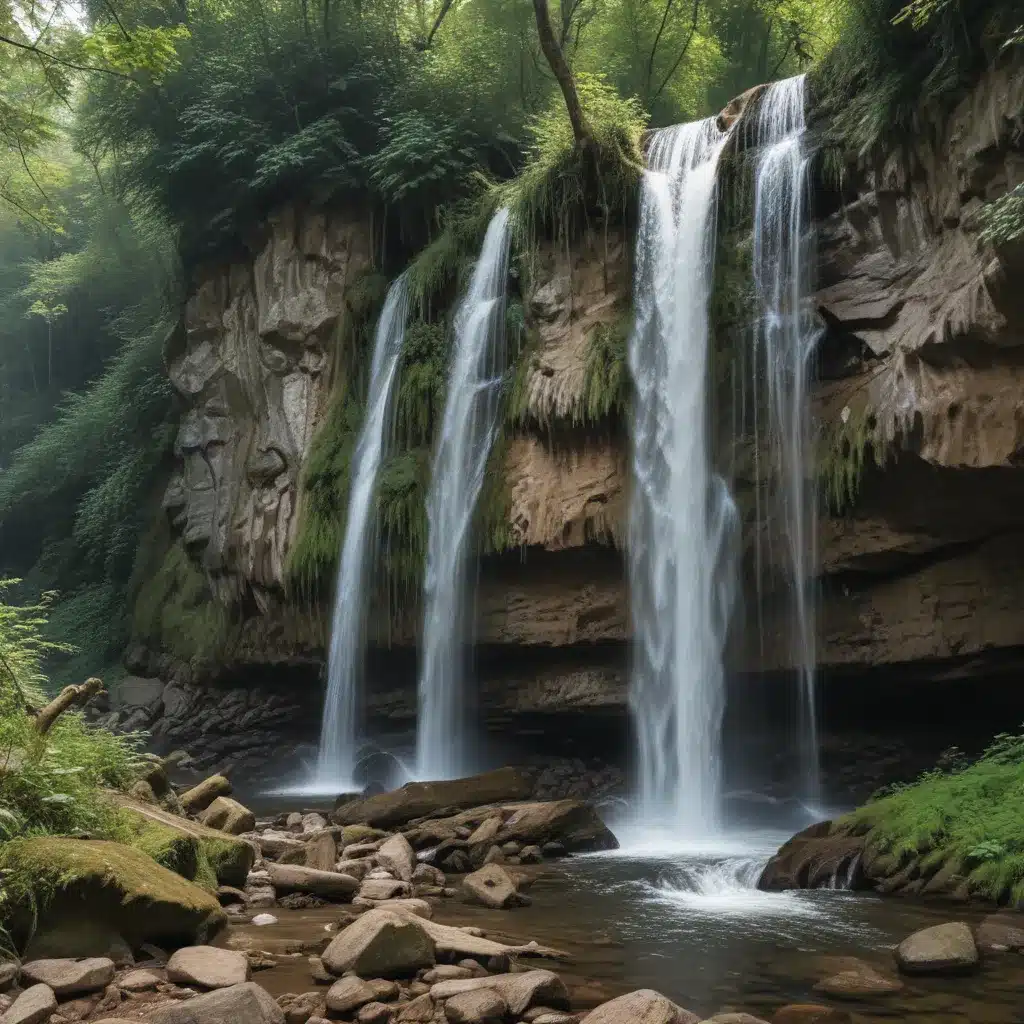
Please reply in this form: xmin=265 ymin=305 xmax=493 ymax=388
xmin=232 ymin=830 xmax=1024 ymax=1023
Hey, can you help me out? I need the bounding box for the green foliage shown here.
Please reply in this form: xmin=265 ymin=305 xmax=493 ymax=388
xmin=979 ymin=184 xmax=1024 ymax=247
xmin=845 ymin=725 xmax=1024 ymax=902
xmin=819 ymin=406 xmax=875 ymax=514
xmin=583 ymin=313 xmax=632 ymax=422
xmin=0 ymin=580 xmax=144 ymax=842
xmin=394 ymin=320 xmax=449 ymax=451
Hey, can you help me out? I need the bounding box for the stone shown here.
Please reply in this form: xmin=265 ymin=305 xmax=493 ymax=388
xmin=377 ymin=835 xmax=416 ymax=882
xmin=894 ymin=922 xmax=978 ymax=975
xmin=771 ymin=1008 xmax=851 ymax=1024
xmin=337 ymin=859 xmax=371 ymax=880
xmin=481 ymin=847 xmax=505 ymax=867
xmin=21 ymin=957 xmax=114 ymax=997
xmin=0 ymin=985 xmax=57 ymax=1024
xmin=167 ymin=947 xmax=250 ymax=989
xmin=357 ymin=1002 xmax=394 ymax=1024
xmin=519 ymin=846 xmax=543 ymax=864
xmin=423 ymin=966 xmax=475 ymax=983
xmin=429 ymin=972 xmax=570 ymax=1016
xmin=532 ymin=1015 xmax=577 ymax=1024
xmin=493 ymin=801 xmax=616 ymax=853
xmin=308 ymin=957 xmax=333 ymax=985
xmin=444 ymin=989 xmax=507 ymax=1024
xmin=698 ymin=1016 xmax=770 ymax=1024
xmin=757 ymin=823 xmax=865 ymax=892
xmin=302 ymin=814 xmax=328 ymax=833
xmin=360 ymin=879 xmax=411 ymax=901
xmin=0 ymin=965 xmax=17 ymax=994
xmin=119 ymin=969 xmax=163 ymax=991
xmin=813 ymin=961 xmax=902 ymax=999
xmin=581 ymin=990 xmax=699 ymax=1024
xmin=398 ymin=993 xmax=435 ymax=1021
xmin=368 ymin=979 xmax=400 ymax=1001
xmin=304 ymin=834 xmax=338 ymax=873
xmin=412 ymin=864 xmax=445 ymax=887
xmin=321 ymin=909 xmax=436 ymax=978
xmin=540 ymin=843 xmax=566 ymax=859
xmin=325 ymin=976 xmax=377 ymax=1014
xmin=180 ymin=776 xmax=233 ymax=815
xmin=345 ymin=842 xmax=383 ymax=860
xmin=466 ymin=818 xmax=503 ymax=848
xmin=332 ymin=769 xmax=535 ymax=829
xmin=440 ymin=850 xmax=472 ymax=874
xmin=199 ymin=797 xmax=257 ymax=836
xmin=260 ymin=833 xmax=308 ymax=859
xmin=975 ymin=912 xmax=1024 ymax=952
xmin=500 ymin=842 xmax=520 ymax=857
xmin=354 ymin=898 xmax=432 ymax=919
xmin=267 ymin=864 xmax=359 ymax=901
xmin=461 ymin=864 xmax=518 ymax=910
xmin=253 ymin=914 xmax=279 ymax=926
xmin=277 ymin=991 xmax=326 ymax=1024
xmin=286 ymin=813 xmax=304 ymax=831
xmin=148 ymin=981 xmax=286 ymax=1023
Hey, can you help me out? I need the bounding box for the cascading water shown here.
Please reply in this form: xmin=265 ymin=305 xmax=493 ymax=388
xmin=416 ymin=208 xmax=511 ymax=781
xmin=629 ymin=120 xmax=740 ymax=834
xmin=314 ymin=274 xmax=410 ymax=791
xmin=750 ymin=74 xmax=821 ymax=806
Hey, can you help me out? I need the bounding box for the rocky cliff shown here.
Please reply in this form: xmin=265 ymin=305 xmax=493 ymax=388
xmin=119 ymin=57 xmax=1024 ymax=783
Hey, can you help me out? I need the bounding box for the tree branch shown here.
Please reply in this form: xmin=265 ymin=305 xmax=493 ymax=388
xmin=532 ymin=0 xmax=593 ymax=149
xmin=425 ymin=0 xmax=458 ymax=47
xmin=34 ymin=678 xmax=106 ymax=736
xmin=102 ymin=0 xmax=133 ymax=42
xmin=651 ymin=0 xmax=701 ymax=102
xmin=0 ymin=34 xmax=134 ymax=78
xmin=645 ymin=0 xmax=675 ymax=99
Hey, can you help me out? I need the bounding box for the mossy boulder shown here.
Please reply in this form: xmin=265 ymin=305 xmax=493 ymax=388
xmin=0 ymin=838 xmax=227 ymax=954
xmin=114 ymin=795 xmax=255 ymax=888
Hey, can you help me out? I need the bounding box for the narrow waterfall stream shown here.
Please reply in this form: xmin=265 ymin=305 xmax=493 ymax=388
xmin=312 ymin=274 xmax=409 ymax=791
xmin=751 ymin=74 xmax=821 ymax=805
xmin=416 ymin=208 xmax=511 ymax=781
xmin=629 ymin=120 xmax=739 ymax=833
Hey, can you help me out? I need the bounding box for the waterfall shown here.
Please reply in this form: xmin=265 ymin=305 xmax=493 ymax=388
xmin=314 ymin=274 xmax=409 ymax=790
xmin=629 ymin=121 xmax=739 ymax=833
xmin=750 ymin=74 xmax=821 ymax=804
xmin=416 ymin=208 xmax=511 ymax=781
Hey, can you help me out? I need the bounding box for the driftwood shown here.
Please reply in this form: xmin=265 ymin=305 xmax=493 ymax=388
xmin=33 ymin=677 xmax=105 ymax=735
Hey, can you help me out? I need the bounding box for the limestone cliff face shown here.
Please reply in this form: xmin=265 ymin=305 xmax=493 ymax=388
xmin=148 ymin=57 xmax=1024 ymax=729
xmin=163 ymin=206 xmax=372 ymax=610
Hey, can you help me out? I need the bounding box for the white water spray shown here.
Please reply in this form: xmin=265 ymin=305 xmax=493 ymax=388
xmin=416 ymin=208 xmax=511 ymax=781
xmin=751 ymin=75 xmax=821 ymax=804
xmin=629 ymin=120 xmax=739 ymax=833
xmin=314 ymin=274 xmax=410 ymax=791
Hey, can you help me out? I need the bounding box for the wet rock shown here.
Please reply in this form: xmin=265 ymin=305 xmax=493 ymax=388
xmin=199 ymin=797 xmax=257 ymax=836
xmin=260 ymin=833 xmax=307 ymax=859
xmin=429 ymin=972 xmax=569 ymax=1016
xmin=325 ymin=976 xmax=377 ymax=1014
xmin=467 ymin=818 xmax=503 ymax=849
xmin=975 ymin=912 xmax=1024 ymax=952
xmin=267 ymin=864 xmax=359 ymax=901
xmin=540 ymin=843 xmax=566 ymax=859
xmin=444 ymin=988 xmax=507 ymax=1024
xmin=120 ymin=968 xmax=163 ymax=991
xmin=582 ymin=989 xmax=698 ymax=1024
xmin=302 ymin=814 xmax=328 ymax=834
xmin=0 ymin=964 xmax=18 ymax=993
xmin=698 ymin=1016 xmax=770 ymax=1024
xmin=377 ymin=835 xmax=416 ymax=882
xmin=757 ymin=823 xmax=865 ymax=891
xmin=519 ymin=846 xmax=543 ymax=864
xmin=180 ymin=776 xmax=232 ymax=815
xmin=148 ymin=981 xmax=286 ymax=1023
xmin=359 ymin=879 xmax=411 ymax=901
xmin=894 ymin=922 xmax=978 ymax=975
xmin=337 ymin=859 xmax=371 ymax=880
xmin=0 ymin=985 xmax=57 ymax=1024
xmin=355 ymin=898 xmax=432 ymax=919
xmin=253 ymin=914 xmax=279 ymax=927
xmin=771 ymin=1008 xmax=851 ymax=1024
xmin=412 ymin=864 xmax=445 ymax=887
xmin=303 ymin=834 xmax=338 ymax=873
xmin=167 ymin=947 xmax=250 ymax=989
xmin=308 ymin=957 xmax=333 ymax=986
xmin=357 ymin=1001 xmax=394 ymax=1024
xmin=423 ymin=967 xmax=475 ymax=983
xmin=321 ymin=909 xmax=435 ymax=978
xmin=813 ymin=960 xmax=903 ymax=999
xmin=440 ymin=850 xmax=472 ymax=874
xmin=461 ymin=864 xmax=519 ymax=910
xmin=22 ymin=958 xmax=115 ymax=997
xmin=496 ymin=802 xmax=617 ymax=854
xmin=397 ymin=993 xmax=435 ymax=1021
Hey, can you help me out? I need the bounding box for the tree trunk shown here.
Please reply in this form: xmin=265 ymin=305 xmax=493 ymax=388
xmin=532 ymin=0 xmax=593 ymax=150
xmin=34 ymin=678 xmax=106 ymax=736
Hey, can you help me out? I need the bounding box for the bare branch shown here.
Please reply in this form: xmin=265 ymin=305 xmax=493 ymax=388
xmin=0 ymin=33 xmax=134 ymax=78
xmin=651 ymin=0 xmax=701 ymax=102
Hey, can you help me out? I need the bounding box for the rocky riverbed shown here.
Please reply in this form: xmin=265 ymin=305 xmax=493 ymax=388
xmin=3 ymin=766 xmax=1024 ymax=1024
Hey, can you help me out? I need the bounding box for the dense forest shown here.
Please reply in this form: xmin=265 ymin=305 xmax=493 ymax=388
xmin=0 ymin=0 xmax=1020 ymax=692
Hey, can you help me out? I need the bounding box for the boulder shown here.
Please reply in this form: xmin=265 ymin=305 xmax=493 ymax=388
xmin=757 ymin=823 xmax=865 ymax=892
xmin=302 ymin=813 xmax=328 ymax=833
xmin=412 ymin=864 xmax=445 ymax=887
xmin=260 ymin=833 xmax=308 ymax=859
xmin=119 ymin=969 xmax=163 ymax=991
xmin=430 ymin=972 xmax=569 ymax=1015
xmin=377 ymin=835 xmax=416 ymax=882
xmin=894 ymin=921 xmax=978 ymax=975
xmin=332 ymin=769 xmax=535 ymax=829
xmin=398 ymin=994 xmax=436 ymax=1021
xmin=0 ymin=984 xmax=56 ymax=1024
xmin=325 ymin=976 xmax=377 ymax=1014
xmin=495 ymin=801 xmax=618 ymax=853
xmin=267 ymin=864 xmax=359 ymax=901
xmin=699 ymin=1016 xmax=770 ymax=1024
xmin=582 ymin=990 xmax=698 ymax=1024
xmin=975 ymin=912 xmax=1024 ymax=952
xmin=0 ymin=964 xmax=17 ymax=993
xmin=0 ymin=839 xmax=225 ymax=952
xmin=278 ymin=991 xmax=326 ymax=1024
xmin=167 ymin=946 xmax=250 ymax=989
xmin=466 ymin=818 xmax=503 ymax=849
xmin=321 ymin=909 xmax=436 ymax=977
xmin=21 ymin=919 xmax=132 ymax=964
xmin=519 ymin=846 xmax=543 ymax=865
xmin=148 ymin=981 xmax=286 ymax=1023
xmin=199 ymin=797 xmax=257 ymax=836
xmin=180 ymin=776 xmax=233 ymax=815
xmin=444 ymin=988 xmax=507 ymax=1024
xmin=813 ymin=960 xmax=902 ymax=999
xmin=337 ymin=859 xmax=371 ymax=880
xmin=461 ymin=864 xmax=519 ymax=910
xmin=359 ymin=879 xmax=412 ymax=901
xmin=304 ymin=834 xmax=338 ymax=873
xmin=21 ymin=957 xmax=114 ymax=997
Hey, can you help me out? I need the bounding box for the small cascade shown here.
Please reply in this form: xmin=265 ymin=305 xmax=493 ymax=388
xmin=750 ymin=74 xmax=821 ymax=804
xmin=314 ymin=274 xmax=410 ymax=790
xmin=629 ymin=120 xmax=740 ymax=834
xmin=416 ymin=208 xmax=511 ymax=781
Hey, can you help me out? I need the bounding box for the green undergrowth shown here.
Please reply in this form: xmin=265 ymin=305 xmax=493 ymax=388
xmin=842 ymin=729 xmax=1024 ymax=904
xmin=819 ymin=406 xmax=879 ymax=514
xmin=584 ymin=313 xmax=633 ymax=423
